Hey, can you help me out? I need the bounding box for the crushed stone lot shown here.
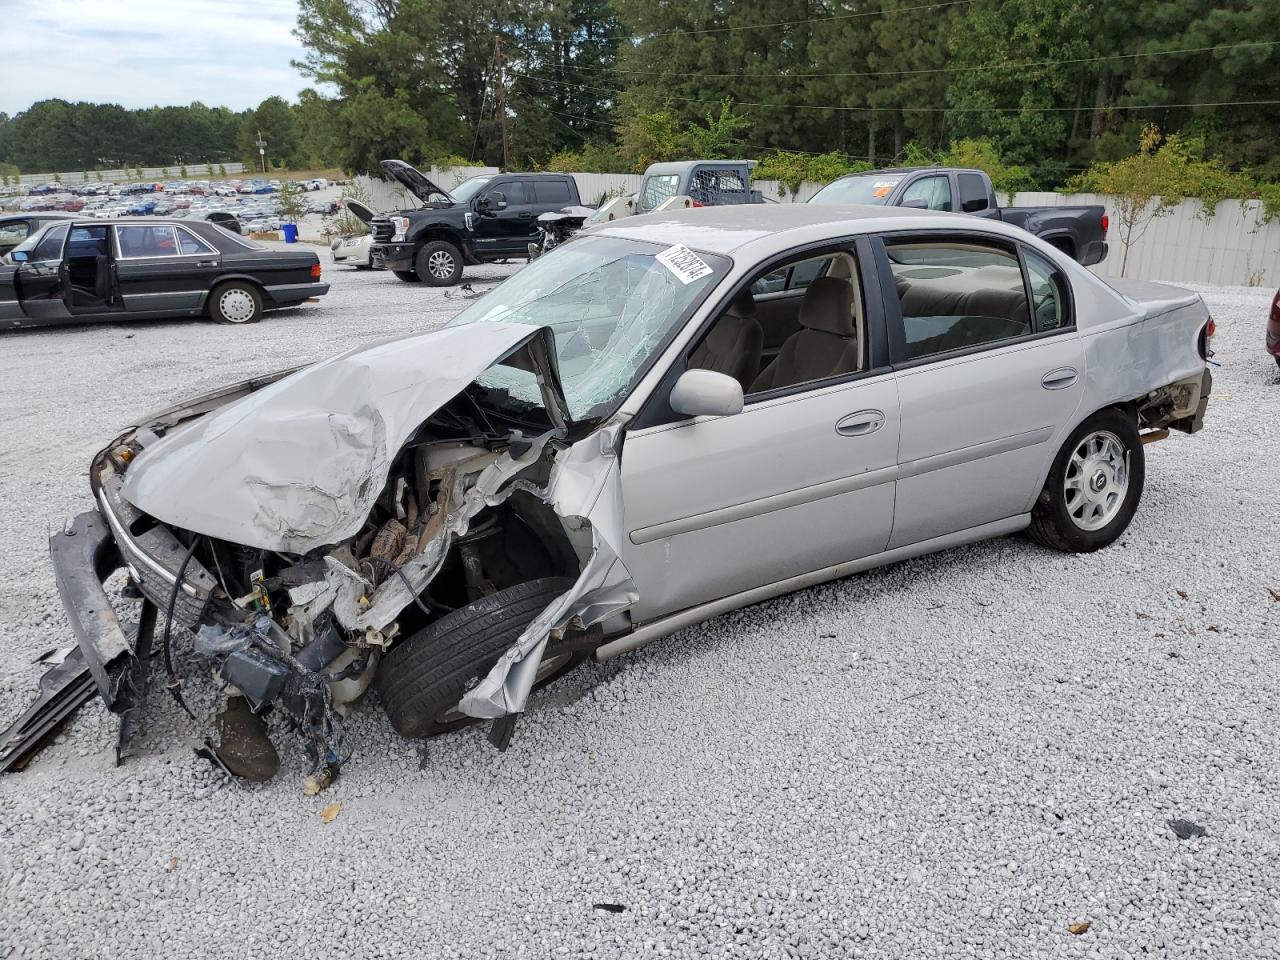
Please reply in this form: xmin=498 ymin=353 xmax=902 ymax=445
xmin=0 ymin=256 xmax=1277 ymax=959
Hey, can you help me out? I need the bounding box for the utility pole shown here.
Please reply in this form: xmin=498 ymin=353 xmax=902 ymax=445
xmin=494 ymin=35 xmax=510 ymax=171
xmin=255 ymin=129 xmax=268 ymax=174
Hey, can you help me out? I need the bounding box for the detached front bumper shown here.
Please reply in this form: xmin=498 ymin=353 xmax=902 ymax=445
xmin=371 ymin=242 xmax=415 ymax=272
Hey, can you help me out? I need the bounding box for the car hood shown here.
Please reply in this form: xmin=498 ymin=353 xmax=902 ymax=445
xmin=342 ymin=198 xmax=376 ymax=223
xmin=121 ymin=321 xmax=573 ymax=554
xmin=379 ymin=160 xmax=453 ymax=205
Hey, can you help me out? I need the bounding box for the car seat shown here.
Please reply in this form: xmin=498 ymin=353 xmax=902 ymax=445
xmin=749 ymin=277 xmax=860 ymax=393
xmin=689 ymin=290 xmax=764 ymax=391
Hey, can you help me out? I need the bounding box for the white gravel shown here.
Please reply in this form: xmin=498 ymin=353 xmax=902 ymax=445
xmin=0 ymin=263 xmax=1277 ymax=959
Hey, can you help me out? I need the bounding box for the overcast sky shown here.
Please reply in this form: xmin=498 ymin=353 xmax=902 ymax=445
xmin=0 ymin=0 xmax=313 ymax=115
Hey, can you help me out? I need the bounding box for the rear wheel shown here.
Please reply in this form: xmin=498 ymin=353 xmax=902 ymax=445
xmin=392 ymin=269 xmax=421 ymax=283
xmin=415 ymin=240 xmax=464 ymax=286
xmin=208 ymin=281 xmax=262 ymax=324
xmin=1027 ymin=407 xmax=1144 ymax=553
xmin=377 ymin=578 xmax=587 ymax=738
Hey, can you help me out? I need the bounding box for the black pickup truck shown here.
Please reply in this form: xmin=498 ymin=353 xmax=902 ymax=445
xmin=809 ymin=167 xmax=1108 ymax=266
xmin=370 ymin=161 xmax=583 ymax=286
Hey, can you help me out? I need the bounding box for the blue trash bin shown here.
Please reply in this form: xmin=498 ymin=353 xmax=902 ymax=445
xmin=282 ymin=223 xmax=298 ymax=243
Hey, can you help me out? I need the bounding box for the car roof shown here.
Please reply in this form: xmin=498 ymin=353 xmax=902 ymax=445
xmin=591 ymin=203 xmax=1028 ymax=257
xmin=1 ymin=212 xmax=76 ymax=222
xmin=644 ymin=160 xmax=756 ymax=176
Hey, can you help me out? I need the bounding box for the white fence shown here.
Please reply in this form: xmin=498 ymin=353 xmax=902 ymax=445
xmin=10 ymin=163 xmax=247 ymax=186
xmin=354 ymin=166 xmax=1278 ymax=287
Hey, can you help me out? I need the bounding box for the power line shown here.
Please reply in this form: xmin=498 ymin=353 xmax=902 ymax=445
xmin=597 ymin=0 xmax=974 ymax=43
xmin=515 ymin=71 xmax=1280 ymax=114
xmin=550 ymin=39 xmax=1280 ymax=81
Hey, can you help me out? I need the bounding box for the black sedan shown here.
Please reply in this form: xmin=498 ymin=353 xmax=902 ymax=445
xmin=0 ymin=219 xmax=329 ymax=330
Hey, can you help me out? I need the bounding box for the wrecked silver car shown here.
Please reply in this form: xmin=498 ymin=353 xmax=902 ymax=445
xmin=16 ymin=206 xmax=1213 ymax=785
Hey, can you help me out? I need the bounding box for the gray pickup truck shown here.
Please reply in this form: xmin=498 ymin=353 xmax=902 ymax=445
xmin=809 ymin=167 xmax=1108 ymax=266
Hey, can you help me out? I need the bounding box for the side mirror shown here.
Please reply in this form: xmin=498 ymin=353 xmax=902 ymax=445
xmin=476 ymin=196 xmax=490 ymax=211
xmin=492 ymin=192 xmax=507 ymax=210
xmin=961 ymin=197 xmax=989 ymax=213
xmin=10 ymin=250 xmax=28 ymax=262
xmin=669 ymin=369 xmax=744 ymax=419
xmin=900 ymin=198 xmax=928 ymax=210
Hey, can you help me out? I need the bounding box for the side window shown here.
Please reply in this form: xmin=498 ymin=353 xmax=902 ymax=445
xmin=533 ymin=180 xmax=572 ymax=204
xmin=957 ymin=174 xmax=990 ymax=213
xmin=901 ymin=176 xmax=952 ymax=212
xmin=176 ymin=228 xmax=215 ymax=255
xmin=886 ymin=239 xmax=1031 ymax=361
xmin=31 ymin=224 xmax=70 ymax=261
xmin=0 ymin=221 xmax=31 ymax=247
xmin=1023 ymin=248 xmax=1071 ymax=331
xmin=690 ymin=253 xmax=865 ymax=397
xmin=66 ymin=225 xmax=109 ymax=257
xmin=638 ymin=174 xmax=680 ymax=212
xmin=117 ymin=225 xmax=179 ymax=258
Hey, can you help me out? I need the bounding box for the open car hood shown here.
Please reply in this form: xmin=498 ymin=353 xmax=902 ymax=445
xmin=121 ymin=322 xmax=574 ymax=554
xmin=342 ymin=198 xmax=376 ymax=224
xmin=379 ymin=159 xmax=453 ymax=205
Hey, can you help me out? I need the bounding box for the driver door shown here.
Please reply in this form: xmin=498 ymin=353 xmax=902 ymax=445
xmin=12 ymin=222 xmax=72 ymax=323
xmin=619 ymin=242 xmax=900 ymax=622
xmin=473 ymin=181 xmax=535 ymax=255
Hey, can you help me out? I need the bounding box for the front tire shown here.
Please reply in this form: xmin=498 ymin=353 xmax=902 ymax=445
xmin=1028 ymin=407 xmax=1145 ymax=553
xmin=392 ymin=269 xmax=421 ymax=283
xmin=415 ymin=240 xmax=464 ymax=286
xmin=377 ymin=578 xmax=585 ymax=739
xmin=208 ymin=281 xmax=262 ymax=324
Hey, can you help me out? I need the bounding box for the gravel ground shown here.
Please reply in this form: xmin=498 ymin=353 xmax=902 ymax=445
xmin=0 ymin=262 xmax=1277 ymax=959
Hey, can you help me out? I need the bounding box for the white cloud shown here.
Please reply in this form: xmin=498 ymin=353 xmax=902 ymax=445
xmin=0 ymin=0 xmax=317 ymax=115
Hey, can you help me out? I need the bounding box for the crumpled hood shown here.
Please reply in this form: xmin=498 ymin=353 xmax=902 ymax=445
xmin=122 ymin=321 xmax=552 ymax=554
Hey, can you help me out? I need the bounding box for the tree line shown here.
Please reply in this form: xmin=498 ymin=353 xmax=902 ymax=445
xmin=3 ymin=0 xmax=1277 ymax=191
xmin=0 ymin=95 xmax=333 ymax=176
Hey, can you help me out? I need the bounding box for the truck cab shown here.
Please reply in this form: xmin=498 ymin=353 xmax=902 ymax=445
xmin=592 ymin=160 xmax=766 ymax=223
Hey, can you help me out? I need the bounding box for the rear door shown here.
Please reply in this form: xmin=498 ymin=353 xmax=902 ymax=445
xmin=113 ymin=223 xmax=210 ymax=313
xmin=874 ymin=233 xmax=1084 ymax=547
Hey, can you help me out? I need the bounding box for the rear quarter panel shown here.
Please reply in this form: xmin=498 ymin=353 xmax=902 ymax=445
xmin=218 ymin=250 xmax=319 ymax=298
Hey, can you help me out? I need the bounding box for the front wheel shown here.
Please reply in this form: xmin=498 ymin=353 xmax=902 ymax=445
xmin=1027 ymin=407 xmax=1145 ymax=553
xmin=208 ymin=281 xmax=262 ymax=324
xmin=377 ymin=578 xmax=586 ymax=738
xmin=392 ymin=269 xmax=421 ymax=283
xmin=415 ymin=240 xmax=464 ymax=286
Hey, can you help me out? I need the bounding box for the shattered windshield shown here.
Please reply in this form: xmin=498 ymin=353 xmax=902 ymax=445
xmin=808 ymin=174 xmax=904 ymax=205
xmin=446 ymin=235 xmax=729 ymax=421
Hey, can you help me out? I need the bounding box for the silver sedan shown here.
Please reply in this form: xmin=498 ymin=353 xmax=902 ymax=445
xmin=43 ymin=205 xmax=1213 ymax=784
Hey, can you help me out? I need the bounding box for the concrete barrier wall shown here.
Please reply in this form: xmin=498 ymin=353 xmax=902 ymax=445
xmin=12 ymin=163 xmax=247 ymax=186
xmin=352 ymin=166 xmax=1280 ymax=287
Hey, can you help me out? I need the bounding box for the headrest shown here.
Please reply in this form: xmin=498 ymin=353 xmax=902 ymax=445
xmin=724 ymin=289 xmax=756 ymax=319
xmin=799 ymin=277 xmax=855 ymax=336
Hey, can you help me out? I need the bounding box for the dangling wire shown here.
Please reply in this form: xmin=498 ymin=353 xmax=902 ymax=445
xmin=162 ymin=535 xmax=202 ymax=721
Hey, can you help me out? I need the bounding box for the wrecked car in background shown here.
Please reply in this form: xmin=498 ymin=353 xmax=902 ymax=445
xmin=7 ymin=205 xmax=1213 ymax=787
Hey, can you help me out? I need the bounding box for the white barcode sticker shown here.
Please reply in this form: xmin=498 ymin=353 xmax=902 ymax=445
xmin=655 ymin=244 xmax=713 ymax=284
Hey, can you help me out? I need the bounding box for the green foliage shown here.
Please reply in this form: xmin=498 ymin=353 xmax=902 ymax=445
xmin=680 ymin=102 xmax=750 ymax=160
xmin=276 ymin=180 xmax=308 ymax=224
xmin=899 ymin=138 xmax=1036 ymax=195
xmin=547 ymin=141 xmax=624 ymax=173
xmin=160 ymin=167 xmax=169 ymax=178
xmin=755 ymin=151 xmax=870 ymax=198
xmin=217 ymin=164 xmax=227 ymax=177
xmin=179 ymin=164 xmax=188 ymax=178
xmin=617 ymin=111 xmax=682 ymax=172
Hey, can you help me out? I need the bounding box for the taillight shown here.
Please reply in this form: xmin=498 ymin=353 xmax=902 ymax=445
xmin=311 ymin=262 xmax=322 ymax=280
xmin=691 ymin=200 xmax=705 ymax=207
xmin=1101 ymin=213 xmax=1109 ymax=238
xmin=1198 ymin=318 xmax=1214 ymax=360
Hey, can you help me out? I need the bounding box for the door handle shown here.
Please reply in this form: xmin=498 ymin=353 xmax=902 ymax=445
xmin=517 ymin=212 xmax=535 ymax=219
xmin=835 ymin=410 xmax=885 ymax=437
xmin=196 ymin=260 xmax=219 ymax=267
xmin=1041 ymin=367 xmax=1079 ymax=390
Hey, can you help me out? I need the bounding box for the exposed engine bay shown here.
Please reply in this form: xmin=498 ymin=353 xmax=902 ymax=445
xmin=41 ymin=322 xmax=637 ymax=790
